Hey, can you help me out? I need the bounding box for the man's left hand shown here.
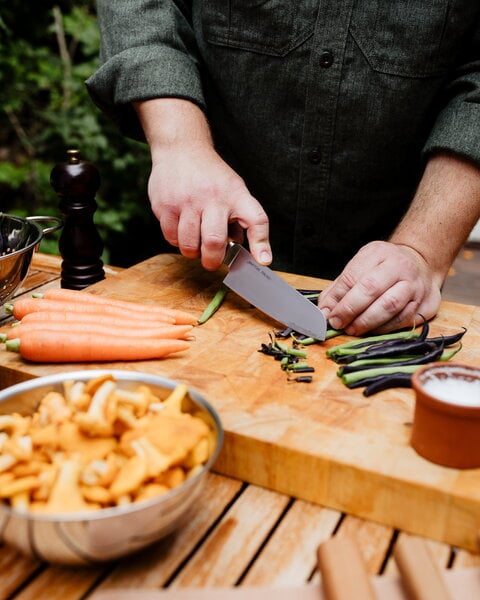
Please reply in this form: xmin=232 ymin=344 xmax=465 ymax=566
xmin=317 ymin=241 xmax=442 ymax=335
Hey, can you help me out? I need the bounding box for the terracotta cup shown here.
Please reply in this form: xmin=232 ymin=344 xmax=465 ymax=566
xmin=411 ymin=362 xmax=480 ymax=469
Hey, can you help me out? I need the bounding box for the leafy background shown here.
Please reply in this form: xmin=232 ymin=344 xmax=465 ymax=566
xmin=0 ymin=1 xmax=172 ymax=266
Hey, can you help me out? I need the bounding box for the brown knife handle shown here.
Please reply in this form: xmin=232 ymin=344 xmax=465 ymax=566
xmin=317 ymin=535 xmax=376 ymax=600
xmin=393 ymin=535 xmax=452 ymax=600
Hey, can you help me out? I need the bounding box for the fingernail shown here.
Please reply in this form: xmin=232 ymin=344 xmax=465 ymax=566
xmin=329 ymin=316 xmax=342 ymax=330
xmin=259 ymin=250 xmax=272 ymax=264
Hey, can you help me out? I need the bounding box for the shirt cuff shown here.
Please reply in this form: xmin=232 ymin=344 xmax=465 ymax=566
xmin=423 ymin=98 xmax=480 ymax=168
xmin=85 ymin=46 xmax=206 ymax=141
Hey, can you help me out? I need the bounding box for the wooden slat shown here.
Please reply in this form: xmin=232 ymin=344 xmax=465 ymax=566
xmin=324 ymin=515 xmax=393 ymax=576
xmin=241 ymin=500 xmax=341 ymax=586
xmin=312 ymin=515 xmax=394 ymax=582
xmin=451 ymin=548 xmax=480 ymax=568
xmin=94 ymin=474 xmax=243 ymax=593
xmin=0 ymin=545 xmax=41 ymax=600
xmin=383 ymin=533 xmax=451 ymax=576
xmin=170 ymin=485 xmax=291 ymax=588
xmin=11 ymin=566 xmax=105 ymax=600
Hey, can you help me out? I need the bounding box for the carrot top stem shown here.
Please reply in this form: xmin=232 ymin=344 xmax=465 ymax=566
xmin=5 ymin=339 xmax=20 ymax=352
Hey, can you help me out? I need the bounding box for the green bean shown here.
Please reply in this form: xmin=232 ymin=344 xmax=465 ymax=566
xmin=341 ymin=365 xmax=421 ymax=386
xmin=275 ymin=340 xmax=307 ymax=358
xmin=286 ymin=361 xmax=310 ymax=371
xmin=289 ymin=375 xmax=313 ymax=383
xmin=327 ymin=330 xmax=420 ymax=357
xmin=325 ymin=328 xmax=344 ymax=340
xmin=338 ymin=343 xmax=461 ymax=376
xmin=197 ymin=285 xmax=229 ymax=324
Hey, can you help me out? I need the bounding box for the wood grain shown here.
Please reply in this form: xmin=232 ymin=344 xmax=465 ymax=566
xmin=242 ymin=501 xmax=340 ymax=586
xmin=94 ymin=474 xmax=243 ymax=592
xmin=1 ymin=254 xmax=480 ymax=552
xmin=12 ymin=566 xmax=104 ymax=600
xmin=0 ymin=546 xmax=40 ymax=600
xmin=171 ymin=485 xmax=290 ymax=588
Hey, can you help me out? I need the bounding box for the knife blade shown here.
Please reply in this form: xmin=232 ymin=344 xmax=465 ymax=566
xmin=223 ymin=242 xmax=327 ymax=340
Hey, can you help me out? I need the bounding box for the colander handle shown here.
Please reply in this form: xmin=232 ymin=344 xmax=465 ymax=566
xmin=26 ymin=216 xmax=64 ymax=235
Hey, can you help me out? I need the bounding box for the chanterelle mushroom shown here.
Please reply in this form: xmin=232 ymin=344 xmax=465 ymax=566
xmin=45 ymin=457 xmax=91 ymax=513
xmin=74 ymin=379 xmax=118 ymax=437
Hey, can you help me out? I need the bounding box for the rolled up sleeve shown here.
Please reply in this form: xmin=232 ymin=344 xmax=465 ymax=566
xmin=423 ymin=24 xmax=480 ymax=168
xmin=86 ymin=0 xmax=204 ymax=141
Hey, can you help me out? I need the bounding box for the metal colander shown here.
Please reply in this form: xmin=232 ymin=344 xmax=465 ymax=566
xmin=0 ymin=213 xmax=63 ymax=304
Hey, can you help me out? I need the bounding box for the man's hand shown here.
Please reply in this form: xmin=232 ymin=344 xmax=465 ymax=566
xmin=317 ymin=241 xmax=442 ymax=335
xmin=134 ymin=98 xmax=271 ymax=271
xmin=148 ymin=142 xmax=271 ymax=271
xmin=318 ymin=154 xmax=480 ymax=335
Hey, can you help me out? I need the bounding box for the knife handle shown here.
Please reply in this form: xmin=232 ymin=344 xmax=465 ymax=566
xmin=223 ymin=242 xmax=242 ymax=268
xmin=317 ymin=535 xmax=376 ymax=600
xmin=393 ymin=535 xmax=452 ymax=600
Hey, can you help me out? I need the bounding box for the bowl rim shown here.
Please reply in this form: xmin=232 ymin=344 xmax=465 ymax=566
xmin=0 ymin=369 xmax=224 ymax=522
xmin=0 ymin=212 xmax=44 ymax=258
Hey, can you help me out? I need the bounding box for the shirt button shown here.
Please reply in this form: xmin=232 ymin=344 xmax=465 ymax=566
xmin=319 ymin=50 xmax=334 ymax=68
xmin=308 ymin=148 xmax=321 ymax=164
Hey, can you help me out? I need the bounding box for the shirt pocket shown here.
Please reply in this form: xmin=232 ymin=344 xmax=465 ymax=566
xmin=200 ymin=0 xmax=317 ymax=57
xmin=349 ymin=0 xmax=477 ymax=78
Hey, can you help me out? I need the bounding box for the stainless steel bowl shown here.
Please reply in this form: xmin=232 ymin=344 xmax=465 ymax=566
xmin=0 ymin=213 xmax=63 ymax=304
xmin=0 ymin=370 xmax=223 ymax=565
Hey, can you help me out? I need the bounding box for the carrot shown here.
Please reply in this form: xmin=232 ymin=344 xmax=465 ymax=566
xmin=42 ymin=288 xmax=197 ymax=325
xmin=19 ymin=311 xmax=177 ymax=329
xmin=9 ymin=298 xmax=177 ymax=324
xmin=4 ymin=322 xmax=194 ymax=341
xmin=6 ymin=331 xmax=190 ymax=363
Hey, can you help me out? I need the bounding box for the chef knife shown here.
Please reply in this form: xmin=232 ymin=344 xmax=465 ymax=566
xmin=223 ymin=242 xmax=327 ymax=340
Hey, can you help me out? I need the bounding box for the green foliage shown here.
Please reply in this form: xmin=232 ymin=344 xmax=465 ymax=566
xmin=0 ymin=1 xmax=165 ymax=267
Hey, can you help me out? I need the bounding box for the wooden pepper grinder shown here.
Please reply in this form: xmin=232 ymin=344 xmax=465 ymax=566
xmin=50 ymin=149 xmax=105 ymax=289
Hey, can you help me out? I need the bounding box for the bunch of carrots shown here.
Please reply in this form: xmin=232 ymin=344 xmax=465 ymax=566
xmin=0 ymin=289 xmax=198 ymax=363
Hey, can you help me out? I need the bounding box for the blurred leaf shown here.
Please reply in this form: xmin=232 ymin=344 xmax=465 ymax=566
xmin=0 ymin=1 xmax=159 ymax=267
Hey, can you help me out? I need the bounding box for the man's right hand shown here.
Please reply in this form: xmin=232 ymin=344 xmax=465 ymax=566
xmin=134 ymin=98 xmax=272 ymax=271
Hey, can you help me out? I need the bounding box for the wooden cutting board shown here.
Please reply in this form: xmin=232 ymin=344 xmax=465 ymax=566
xmin=1 ymin=254 xmax=480 ymax=551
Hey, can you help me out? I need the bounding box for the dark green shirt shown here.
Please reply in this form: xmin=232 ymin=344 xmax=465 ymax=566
xmin=87 ymin=1 xmax=480 ymax=278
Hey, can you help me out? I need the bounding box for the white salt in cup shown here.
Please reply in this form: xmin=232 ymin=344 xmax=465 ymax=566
xmin=411 ymin=363 xmax=480 ymax=468
xmin=422 ymin=371 xmax=480 ymax=406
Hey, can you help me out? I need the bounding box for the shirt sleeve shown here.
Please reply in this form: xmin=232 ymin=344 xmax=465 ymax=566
xmin=85 ymin=0 xmax=204 ymax=141
xmin=423 ymin=23 xmax=480 ymax=168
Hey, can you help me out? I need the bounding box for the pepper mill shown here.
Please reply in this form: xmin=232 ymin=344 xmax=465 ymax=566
xmin=50 ymin=149 xmax=105 ymax=289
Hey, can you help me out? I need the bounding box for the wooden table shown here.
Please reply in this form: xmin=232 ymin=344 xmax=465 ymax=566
xmin=1 ymin=254 xmax=479 ymax=600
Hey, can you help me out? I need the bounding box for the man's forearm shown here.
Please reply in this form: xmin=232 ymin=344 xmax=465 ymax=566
xmin=390 ymin=153 xmax=480 ymax=285
xmin=133 ymin=98 xmax=213 ymax=157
